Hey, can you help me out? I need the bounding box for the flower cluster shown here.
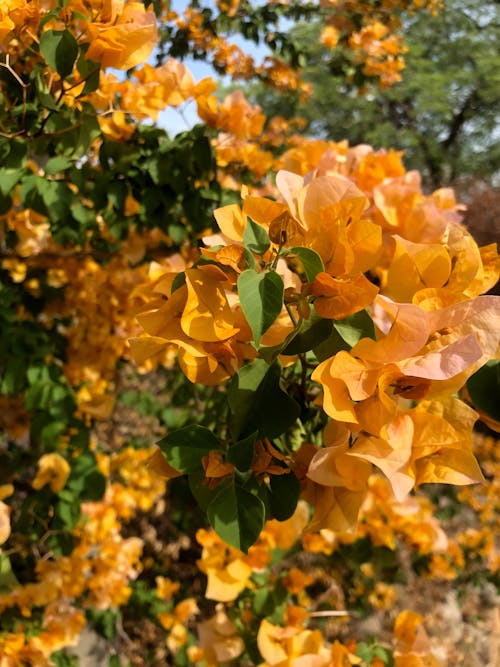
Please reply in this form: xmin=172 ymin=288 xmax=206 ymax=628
xmin=134 ymin=142 xmax=499 ymax=536
xmin=0 ymin=445 xmax=166 ymax=663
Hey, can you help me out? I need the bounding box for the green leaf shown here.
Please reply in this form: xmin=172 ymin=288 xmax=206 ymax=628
xmin=188 ymin=469 xmax=224 ymax=511
xmin=0 ymin=554 xmax=19 ymax=592
xmin=288 ymin=246 xmax=325 ymax=281
xmin=0 ymin=192 xmax=11 ymax=215
xmin=252 ymin=587 xmax=275 ymax=616
xmin=71 ymin=202 xmax=96 ymax=227
xmin=333 ymin=309 xmax=376 ymax=346
xmin=243 ymin=217 xmax=270 ymax=255
xmin=238 ymin=269 xmax=284 ymax=347
xmin=0 ymin=168 xmax=24 ymax=196
xmin=193 ymin=134 xmax=213 ymax=171
xmin=269 ymin=472 xmax=301 ymax=521
xmin=40 ymin=30 xmax=79 ymax=79
xmin=313 ymin=326 xmax=351 ymax=362
xmin=65 ymin=452 xmax=104 ymax=500
xmin=4 ymin=139 xmax=27 ymax=168
xmin=77 ymin=55 xmax=100 ymax=95
xmin=87 ymin=609 xmax=119 ymax=641
xmin=80 ymin=470 xmax=106 ymax=501
xmin=41 ymin=421 xmax=67 ymax=449
xmin=466 ymin=360 xmax=500 ymax=423
xmin=45 ymin=156 xmax=73 ymax=175
xmin=35 ymin=72 xmax=60 ymax=111
xmin=227 ymin=431 xmax=258 ymax=472
xmin=55 ymin=498 xmax=81 ymax=529
xmin=228 ymin=359 xmax=300 ymax=440
xmin=243 ymin=475 xmax=272 ymax=521
xmin=244 ymin=247 xmax=256 ymax=270
xmin=207 ymin=480 xmax=265 ymax=553
xmin=157 ymin=424 xmax=220 ymax=473
xmin=282 ymin=311 xmax=333 ymax=355
xmin=171 ymin=272 xmax=186 ymax=293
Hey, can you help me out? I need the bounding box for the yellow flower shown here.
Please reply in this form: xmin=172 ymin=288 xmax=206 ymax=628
xmin=32 ymin=453 xmax=70 ymax=493
xmin=321 ymin=26 xmax=340 ymax=50
xmin=197 ymin=605 xmax=244 ymax=665
xmin=86 ymin=2 xmax=158 ymax=71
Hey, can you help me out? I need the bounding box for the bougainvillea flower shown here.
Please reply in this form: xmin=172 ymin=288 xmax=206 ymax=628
xmin=311 ymin=272 xmax=379 ymax=320
xmin=213 ymin=169 xmax=382 ymax=283
xmin=86 ymin=2 xmax=157 ymax=70
xmin=313 ymin=294 xmax=499 ymax=427
xmin=262 ymin=501 xmax=309 ymax=551
xmin=383 ymin=235 xmax=452 ymax=302
xmin=0 ymin=9 xmax=15 ymax=41
xmin=32 ymin=453 xmax=71 ymax=494
xmin=133 ymin=58 xmax=195 ymax=109
xmin=213 ymin=203 xmax=247 ymax=242
xmin=181 ymin=266 xmax=239 ymax=342
xmin=251 ymin=438 xmax=291 ymax=478
xmin=330 ymin=640 xmax=363 ymax=666
xmin=393 ymin=610 xmax=443 ymax=666
xmin=373 ymin=171 xmax=452 ymax=242
xmin=202 ymin=451 xmax=235 ymax=488
xmin=306 ymin=440 xmax=372 ymax=532
xmin=257 ymin=619 xmax=331 ymax=667
xmin=197 ymin=606 xmax=244 ymax=664
xmin=273 ymin=170 xmax=385 ymax=279
xmin=196 ymin=529 xmax=253 ymax=602
xmin=132 ymin=276 xmax=249 ymax=385
xmin=147 ymin=447 xmax=183 ymax=482
xmin=0 ymin=0 xmax=39 ymax=42
xmin=213 ymin=195 xmax=289 ymax=245
xmin=155 ymin=576 xmax=180 ymax=601
xmin=438 ymin=223 xmax=497 ymax=300
xmin=347 ymin=400 xmax=484 ymax=501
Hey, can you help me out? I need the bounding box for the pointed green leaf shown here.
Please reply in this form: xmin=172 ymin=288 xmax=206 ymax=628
xmin=45 ymin=157 xmax=73 ymax=175
xmin=0 ymin=168 xmax=23 ymax=197
xmin=288 ymin=247 xmax=325 ymax=281
xmin=227 ymin=431 xmax=258 ymax=472
xmin=0 ymin=554 xmax=19 ymax=592
xmin=157 ymin=425 xmax=220 ymax=473
xmin=228 ymin=359 xmax=300 ymax=440
xmin=35 ymin=73 xmax=60 ymax=111
xmin=282 ymin=312 xmax=333 ymax=355
xmin=171 ymin=272 xmax=186 ymax=293
xmin=207 ymin=480 xmax=265 ymax=553
xmin=243 ymin=217 xmax=270 ymax=255
xmin=333 ymin=309 xmax=376 ymax=346
xmin=269 ymin=472 xmax=301 ymax=521
xmin=189 ymin=470 xmax=229 ymax=511
xmin=40 ymin=30 xmax=79 ymax=79
xmin=313 ymin=326 xmax=351 ymax=362
xmin=77 ymin=54 xmax=101 ymax=95
xmin=466 ymin=360 xmax=500 ymax=422
xmin=238 ymin=269 xmax=284 ymax=347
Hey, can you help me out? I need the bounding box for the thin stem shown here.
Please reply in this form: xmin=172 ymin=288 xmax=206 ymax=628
xmin=284 ymin=302 xmax=299 ymax=328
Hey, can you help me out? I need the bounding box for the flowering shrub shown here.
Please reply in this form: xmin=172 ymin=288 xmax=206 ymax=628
xmin=0 ymin=1 xmax=499 ymax=665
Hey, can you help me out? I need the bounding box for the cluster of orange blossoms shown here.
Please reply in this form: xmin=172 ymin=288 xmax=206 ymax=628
xmin=1 ymin=0 xmax=157 ymax=69
xmin=187 ymin=483 xmax=467 ymax=666
xmin=0 ymin=446 xmax=163 ymax=665
xmin=134 ymin=140 xmax=500 ymax=533
xmin=4 ymin=438 xmax=496 ymax=664
xmin=320 ymin=0 xmax=444 ymax=86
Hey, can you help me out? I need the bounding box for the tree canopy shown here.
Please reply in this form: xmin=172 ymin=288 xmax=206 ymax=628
xmin=246 ymin=0 xmax=500 ymax=187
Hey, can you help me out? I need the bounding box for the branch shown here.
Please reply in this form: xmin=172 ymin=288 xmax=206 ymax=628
xmin=441 ymin=88 xmax=480 ymax=150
